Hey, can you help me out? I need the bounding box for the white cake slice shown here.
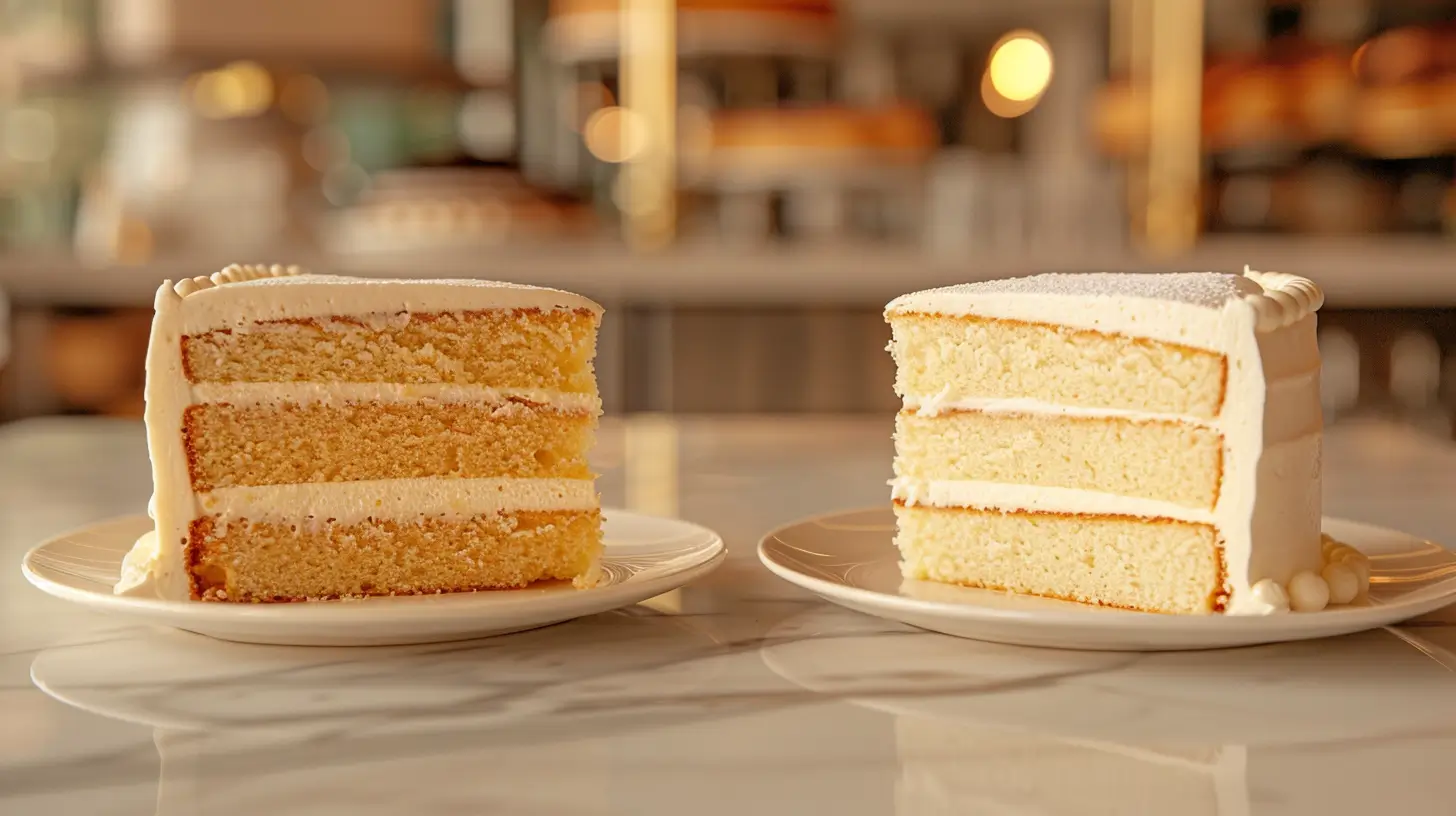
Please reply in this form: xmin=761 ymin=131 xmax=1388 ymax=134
xmin=885 ymin=267 xmax=1369 ymax=614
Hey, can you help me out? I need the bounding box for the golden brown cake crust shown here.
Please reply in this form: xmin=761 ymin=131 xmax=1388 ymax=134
xmin=187 ymin=509 xmax=603 ymax=602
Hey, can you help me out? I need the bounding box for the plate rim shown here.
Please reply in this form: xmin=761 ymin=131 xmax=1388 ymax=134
xmin=758 ymin=505 xmax=1456 ymax=631
xmin=22 ymin=508 xmax=726 ymax=624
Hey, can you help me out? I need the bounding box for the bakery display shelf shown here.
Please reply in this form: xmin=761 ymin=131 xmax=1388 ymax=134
xmin=1 ymin=235 xmax=1452 ymax=309
xmin=544 ymin=9 xmax=837 ymax=65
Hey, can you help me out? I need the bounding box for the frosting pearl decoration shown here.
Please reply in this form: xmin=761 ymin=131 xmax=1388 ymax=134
xmin=1250 ymin=578 xmax=1291 ymax=613
xmin=1250 ymin=534 xmax=1371 ymax=613
xmin=1288 ymin=570 xmax=1331 ymax=612
xmin=1346 ymin=557 xmax=1371 ymax=591
xmin=1322 ymin=562 xmax=1361 ymax=605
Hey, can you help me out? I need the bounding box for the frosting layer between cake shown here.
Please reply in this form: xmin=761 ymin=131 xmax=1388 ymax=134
xmin=198 ymin=477 xmax=599 ymax=523
xmin=190 ymin=383 xmax=601 ymax=411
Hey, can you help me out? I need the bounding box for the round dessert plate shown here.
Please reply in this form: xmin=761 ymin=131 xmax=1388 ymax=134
xmin=23 ymin=510 xmax=725 ymax=647
xmin=759 ymin=507 xmax=1456 ymax=651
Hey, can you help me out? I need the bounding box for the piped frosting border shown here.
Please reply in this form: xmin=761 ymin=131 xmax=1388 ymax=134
xmin=1240 ymin=266 xmax=1324 ymax=332
xmin=172 ymin=263 xmax=304 ymax=297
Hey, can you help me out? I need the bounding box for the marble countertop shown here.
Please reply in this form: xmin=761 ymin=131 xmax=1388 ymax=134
xmin=4 ymin=415 xmax=1456 ymax=815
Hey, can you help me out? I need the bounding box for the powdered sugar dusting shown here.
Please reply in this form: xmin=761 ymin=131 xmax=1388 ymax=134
xmin=896 ymin=272 xmax=1262 ymax=310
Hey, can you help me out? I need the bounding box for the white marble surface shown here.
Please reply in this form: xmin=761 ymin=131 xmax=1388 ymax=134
xmin=3 ymin=415 xmax=1456 ymax=815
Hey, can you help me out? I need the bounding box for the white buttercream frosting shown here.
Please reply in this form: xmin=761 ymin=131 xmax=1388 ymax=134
xmin=118 ymin=265 xmax=603 ymax=600
xmin=190 ymin=382 xmax=601 ymax=412
xmin=1247 ymin=579 xmax=1291 ymax=614
xmin=887 ymin=269 xmax=1321 ymax=353
xmin=890 ymin=478 xmax=1215 ymax=524
xmin=901 ymin=375 xmax=1321 ymax=447
xmin=114 ymin=530 xmax=162 ymax=597
xmin=888 ymin=267 xmax=1338 ymax=614
xmin=198 ymin=477 xmax=597 ymax=524
xmin=176 ymin=265 xmax=601 ymax=334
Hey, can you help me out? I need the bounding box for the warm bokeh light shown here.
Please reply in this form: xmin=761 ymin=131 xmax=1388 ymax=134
xmin=981 ymin=71 xmax=1038 ymax=119
xmin=191 ymin=61 xmax=273 ymax=119
xmin=988 ymin=32 xmax=1053 ymax=103
xmin=583 ymin=106 xmax=649 ymax=163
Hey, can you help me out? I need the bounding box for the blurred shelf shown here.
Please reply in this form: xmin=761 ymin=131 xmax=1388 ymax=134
xmin=0 ymin=236 xmax=1453 ymax=309
xmin=14 ymin=56 xmax=478 ymax=93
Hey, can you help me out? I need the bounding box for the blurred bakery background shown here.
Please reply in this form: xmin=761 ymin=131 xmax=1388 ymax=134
xmin=0 ymin=0 xmax=1454 ymax=430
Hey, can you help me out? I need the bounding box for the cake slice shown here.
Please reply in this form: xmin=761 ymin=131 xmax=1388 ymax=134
xmin=116 ymin=264 xmax=603 ymax=602
xmin=886 ymin=268 xmax=1369 ymax=615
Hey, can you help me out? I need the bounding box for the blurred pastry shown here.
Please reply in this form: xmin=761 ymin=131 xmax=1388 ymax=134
xmin=547 ymin=0 xmax=837 ymax=62
xmin=1293 ymin=50 xmax=1355 ymax=143
xmin=1203 ymin=59 xmax=1292 ymax=152
xmin=45 ymin=311 xmax=149 ymax=412
xmin=703 ymin=104 xmax=934 ymax=178
xmin=1433 ymin=77 xmax=1456 ymax=142
xmin=1356 ymin=26 xmax=1438 ymax=86
xmin=325 ymin=167 xmax=595 ymax=255
xmin=1351 ymin=84 xmax=1443 ymax=158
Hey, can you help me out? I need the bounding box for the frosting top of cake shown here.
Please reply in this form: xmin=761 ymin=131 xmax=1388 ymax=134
xmin=885 ymin=267 xmax=1323 ymax=348
xmin=891 ymin=271 xmax=1263 ymax=310
xmin=162 ymin=264 xmax=603 ymax=333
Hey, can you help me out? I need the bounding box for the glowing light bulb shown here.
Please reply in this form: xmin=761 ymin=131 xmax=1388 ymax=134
xmin=584 ymin=106 xmax=649 ymax=163
xmin=988 ymin=33 xmax=1053 ymax=103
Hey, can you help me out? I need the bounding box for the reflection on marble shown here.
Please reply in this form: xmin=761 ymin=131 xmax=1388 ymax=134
xmin=5 ymin=417 xmax=1456 ymax=815
xmin=762 ymin=606 xmax=1456 ymax=815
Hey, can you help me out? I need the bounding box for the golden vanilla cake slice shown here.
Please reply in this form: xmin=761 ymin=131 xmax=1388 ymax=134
xmin=886 ymin=268 xmax=1370 ymax=615
xmin=115 ymin=264 xmax=603 ymax=602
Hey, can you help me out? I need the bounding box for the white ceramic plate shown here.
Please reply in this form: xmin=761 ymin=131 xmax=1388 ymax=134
xmin=759 ymin=507 xmax=1456 ymax=651
xmin=23 ymin=510 xmax=725 ymax=647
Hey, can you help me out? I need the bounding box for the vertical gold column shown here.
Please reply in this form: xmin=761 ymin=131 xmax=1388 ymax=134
xmin=1111 ymin=0 xmax=1151 ymax=238
xmin=621 ymin=0 xmax=677 ymax=250
xmin=1143 ymin=0 xmax=1204 ymax=254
